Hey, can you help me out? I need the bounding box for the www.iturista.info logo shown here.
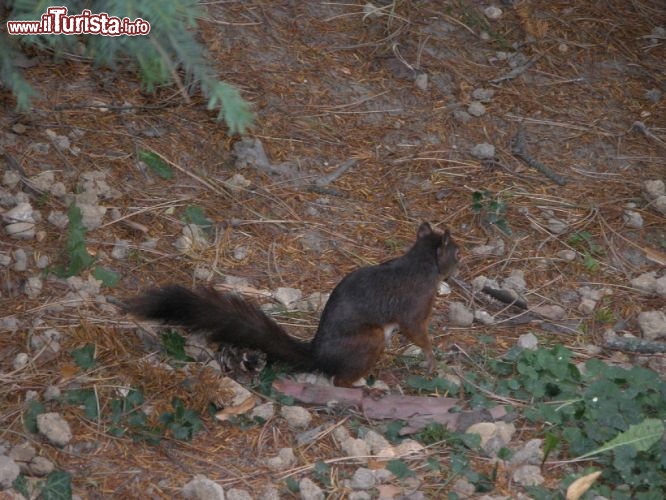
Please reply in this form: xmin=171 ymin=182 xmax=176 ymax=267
xmin=7 ymin=6 xmax=150 ymax=36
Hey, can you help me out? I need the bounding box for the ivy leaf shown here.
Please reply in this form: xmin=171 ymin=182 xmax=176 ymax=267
xmin=41 ymin=471 xmax=72 ymax=500
xmin=71 ymin=344 xmax=95 ymax=370
xmin=92 ymin=266 xmax=120 ymax=287
xmin=386 ymin=459 xmax=415 ymax=480
xmin=138 ymin=149 xmax=173 ymax=179
xmin=24 ymin=400 xmax=45 ymax=434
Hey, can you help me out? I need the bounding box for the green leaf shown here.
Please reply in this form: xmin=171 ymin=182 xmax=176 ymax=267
xmin=71 ymin=344 xmax=95 ymax=370
xmin=24 ymin=400 xmax=45 ymax=433
xmin=285 ymin=476 xmax=300 ymax=493
xmin=182 ymin=205 xmax=213 ymax=229
xmin=576 ymin=418 xmax=665 ymax=460
xmin=138 ymin=149 xmax=173 ymax=179
xmin=41 ymin=470 xmax=72 ymax=500
xmin=386 ymin=459 xmax=415 ymax=480
xmin=161 ymin=330 xmax=190 ymax=361
xmin=92 ymin=266 xmax=120 ymax=287
xmin=13 ymin=474 xmax=29 ymax=498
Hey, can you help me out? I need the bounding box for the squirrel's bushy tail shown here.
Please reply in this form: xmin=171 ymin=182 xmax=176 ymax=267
xmin=125 ymin=285 xmax=315 ymax=370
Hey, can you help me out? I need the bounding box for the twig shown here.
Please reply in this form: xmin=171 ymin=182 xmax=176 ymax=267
xmin=314 ymin=159 xmax=357 ymax=187
xmin=490 ymin=53 xmax=544 ymax=84
xmin=511 ymin=126 xmax=567 ymax=186
xmin=604 ymin=333 xmax=666 ymax=354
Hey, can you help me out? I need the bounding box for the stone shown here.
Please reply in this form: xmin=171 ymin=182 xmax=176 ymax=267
xmin=470 ymin=143 xmax=495 ymax=159
xmin=24 ymin=276 xmax=43 ymax=298
xmin=468 ymin=101 xmax=486 ymax=117
xmin=265 ymin=447 xmax=296 ymax=471
xmin=630 ymin=272 xmax=657 ymax=294
xmin=182 ymin=475 xmax=226 ymax=500
xmin=449 ymin=301 xmax=474 ymax=327
xmin=557 ymin=249 xmax=576 ymax=261
xmin=484 ymin=6 xmax=503 ymax=20
xmin=111 ymin=239 xmax=130 ymax=260
xmin=622 ymin=210 xmax=643 ymax=228
xmin=37 ymin=412 xmax=73 ymax=446
xmin=299 ymin=477 xmax=324 ymax=500
xmin=350 ymin=467 xmax=376 ymax=490
xmin=517 ymin=333 xmax=538 ymax=350
xmin=280 ymin=405 xmax=312 ymax=428
xmin=0 ymin=456 xmax=20 ymax=489
xmin=512 ymin=464 xmax=545 ymax=486
xmin=274 ymin=287 xmax=303 ymax=308
xmin=226 ymin=489 xmax=252 ymax=500
xmin=637 ymin=311 xmax=666 ymax=340
xmin=5 ymin=221 xmax=35 ymax=239
xmin=472 ymin=88 xmax=495 ymax=102
xmin=510 ymin=439 xmax=543 ymax=466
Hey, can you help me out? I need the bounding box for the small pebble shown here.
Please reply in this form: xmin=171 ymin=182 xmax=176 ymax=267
xmin=484 ymin=6 xmax=503 ymax=20
xmin=467 ymin=101 xmax=486 ymax=117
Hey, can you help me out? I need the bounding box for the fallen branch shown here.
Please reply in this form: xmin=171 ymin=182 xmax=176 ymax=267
xmin=511 ymin=126 xmax=567 ymax=185
xmin=273 ymin=379 xmax=509 ymax=434
xmin=604 ymin=332 xmax=666 ymax=354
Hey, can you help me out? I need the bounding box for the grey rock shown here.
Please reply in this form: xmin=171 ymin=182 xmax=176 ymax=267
xmin=5 ymin=221 xmax=35 ymax=239
xmin=622 ymin=210 xmax=643 ymax=228
xmin=470 ymin=143 xmax=495 ymax=159
xmin=13 ymin=249 xmax=28 ymax=271
xmin=111 ymin=239 xmax=130 ymax=260
xmin=472 ymin=88 xmax=495 ymax=102
xmin=656 ymin=275 xmax=666 ymax=297
xmin=226 ymin=489 xmax=252 ymax=500
xmin=637 ymin=311 xmax=666 ymax=340
xmin=452 ymin=477 xmax=476 ymax=497
xmin=76 ymin=201 xmax=106 ymax=230
xmin=510 ymin=439 xmax=543 ymax=466
xmin=630 ymin=272 xmax=657 ymax=294
xmin=468 ymin=101 xmax=486 ymax=117
xmin=13 ymin=352 xmax=29 ymax=370
xmin=299 ymin=477 xmax=324 ymax=500
xmin=265 ymin=447 xmax=296 ymax=471
xmin=233 ymin=246 xmax=249 ymax=261
xmin=503 ymin=270 xmax=526 ymax=293
xmin=9 ymin=442 xmax=36 ymax=463
xmin=44 ymin=385 xmax=61 ymax=401
xmin=484 ymin=6 xmax=503 ymax=19
xmin=340 ymin=438 xmax=369 ymax=461
xmin=557 ymin=249 xmax=576 ymax=261
xmin=37 ymin=412 xmax=73 ymax=446
xmin=449 ymin=301 xmax=474 ymax=327
xmin=258 ymin=487 xmax=280 ymax=500
xmin=453 ymin=109 xmax=472 ymax=123
xmin=280 ymin=405 xmax=312 ymax=428
xmin=183 ymin=475 xmax=226 ymax=500
xmin=363 ymin=429 xmax=391 ymax=455
xmin=0 ymin=253 xmax=10 ymax=267
xmin=578 ymin=297 xmax=597 ymax=314
xmin=349 ymin=493 xmax=371 ymax=500
xmin=517 ymin=333 xmax=538 ymax=350
xmin=2 ymin=170 xmax=21 ymax=188
xmin=50 ymin=181 xmax=67 ymax=198
xmin=547 ymin=217 xmax=568 ymax=234
xmin=466 ymin=422 xmax=515 ymax=457
xmin=474 ymin=310 xmax=495 ymax=325
xmin=471 ymin=238 xmax=505 ymax=256
xmin=29 ymin=171 xmax=55 ymax=192
xmin=29 ymin=456 xmax=55 ymax=476
xmin=3 ymin=202 xmax=35 ymax=223
xmin=512 ymin=464 xmax=544 ymax=486
xmin=24 ymin=276 xmax=43 ymax=298
xmin=643 ymin=179 xmax=665 ymax=200
xmin=48 ymin=210 xmax=69 ymax=229
xmin=350 ymin=467 xmax=376 ymax=490
xmin=36 ymin=255 xmax=50 ymax=269
xmin=274 ymin=287 xmax=303 ymax=309
xmin=0 ymin=455 xmax=20 ymax=489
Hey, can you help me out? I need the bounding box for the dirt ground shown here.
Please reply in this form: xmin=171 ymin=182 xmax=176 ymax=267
xmin=1 ymin=1 xmax=666 ymax=498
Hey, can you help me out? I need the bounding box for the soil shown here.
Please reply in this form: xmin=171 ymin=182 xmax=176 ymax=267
xmin=1 ymin=1 xmax=665 ymax=498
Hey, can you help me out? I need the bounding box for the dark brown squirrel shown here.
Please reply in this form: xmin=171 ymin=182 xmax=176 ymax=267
xmin=125 ymin=222 xmax=460 ymax=387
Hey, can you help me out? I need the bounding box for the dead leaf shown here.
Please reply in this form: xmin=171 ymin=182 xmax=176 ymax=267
xmin=566 ymin=470 xmax=602 ymax=500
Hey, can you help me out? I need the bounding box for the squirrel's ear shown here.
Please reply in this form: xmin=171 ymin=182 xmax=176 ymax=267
xmin=417 ymin=222 xmax=433 ymax=238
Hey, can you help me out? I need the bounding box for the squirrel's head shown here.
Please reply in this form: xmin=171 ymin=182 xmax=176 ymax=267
xmin=417 ymin=222 xmax=460 ymax=278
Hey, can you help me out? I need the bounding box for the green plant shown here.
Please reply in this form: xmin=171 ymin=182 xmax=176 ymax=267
xmin=471 ymin=190 xmax=512 ymax=235
xmin=4 ymin=1 xmax=253 ymax=134
xmin=55 ymin=204 xmax=119 ymax=286
xmin=568 ymin=231 xmax=603 ymax=273
xmin=161 ymin=329 xmax=192 ymax=362
xmin=159 ymin=397 xmax=204 ymax=441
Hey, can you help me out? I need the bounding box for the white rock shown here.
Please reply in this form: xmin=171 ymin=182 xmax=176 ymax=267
xmin=3 ymin=202 xmax=34 ymax=223
xmin=44 ymin=385 xmax=61 ymax=401
xmin=24 ymin=276 xmax=43 ymax=298
xmin=111 ymin=239 xmax=130 ymax=260
xmin=643 ymin=179 xmax=665 ymax=200
xmin=363 ymin=430 xmax=391 ymax=455
xmin=232 ymin=245 xmax=249 ymax=261
xmin=280 ymin=405 xmax=312 ymax=428
xmin=299 ymin=477 xmax=324 ymax=500
xmin=274 ymin=287 xmax=303 ymax=308
xmin=182 ymin=475 xmax=226 ymax=500
xmin=517 ymin=333 xmax=538 ymax=350
xmin=631 ymin=272 xmax=658 ymax=294
xmin=414 ymin=72 xmax=428 ymax=91
xmin=37 ymin=412 xmax=73 ymax=446
xmin=0 ymin=253 xmax=10 ymax=267
xmin=637 ymin=310 xmax=666 ymax=340
xmin=547 ymin=218 xmax=568 ymax=234
xmin=0 ymin=456 xmax=20 ymax=489
xmin=484 ymin=6 xmax=503 ymax=20
xmin=341 ymin=437 xmax=369 ymax=460
xmin=449 ymin=301 xmax=474 ymax=327
xmin=470 ymin=142 xmax=495 ymax=159
xmin=226 ymin=488 xmax=252 ymax=500
xmin=29 ymin=171 xmax=55 ymax=192
xmin=557 ymin=249 xmax=576 ymax=261
xmin=656 ymin=275 xmax=666 ymax=297
xmin=5 ymin=221 xmax=36 ymax=239
xmin=474 ymin=310 xmax=495 ymax=325
xmin=622 ymin=210 xmax=643 ymax=228
xmin=250 ymin=402 xmax=275 ymax=421
xmin=13 ymin=352 xmax=29 ymax=370
xmin=578 ymin=297 xmax=597 ymax=314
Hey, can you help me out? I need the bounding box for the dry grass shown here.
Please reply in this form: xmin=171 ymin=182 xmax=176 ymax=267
xmin=1 ymin=0 xmax=665 ymax=497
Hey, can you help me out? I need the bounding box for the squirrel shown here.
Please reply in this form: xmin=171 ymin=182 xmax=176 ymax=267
xmin=125 ymin=222 xmax=460 ymax=387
